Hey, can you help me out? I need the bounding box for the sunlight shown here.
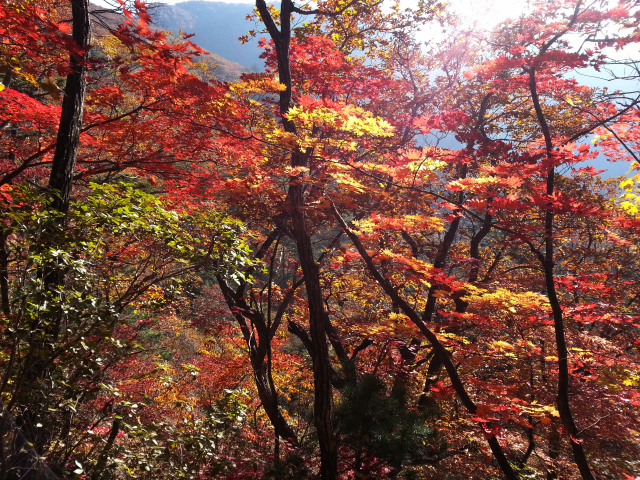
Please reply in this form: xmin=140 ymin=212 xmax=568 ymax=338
xmin=404 ymin=0 xmax=531 ymax=43
xmin=448 ymin=0 xmax=530 ymax=30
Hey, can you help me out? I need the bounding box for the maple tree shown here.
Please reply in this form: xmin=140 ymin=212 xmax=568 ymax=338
xmin=1 ymin=0 xmax=640 ymax=479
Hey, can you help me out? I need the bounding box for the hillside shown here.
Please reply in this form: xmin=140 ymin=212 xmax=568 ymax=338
xmin=194 ymin=50 xmax=247 ymax=82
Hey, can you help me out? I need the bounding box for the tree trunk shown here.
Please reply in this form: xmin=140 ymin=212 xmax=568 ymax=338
xmin=216 ymin=275 xmax=298 ymax=444
xmin=528 ymin=63 xmax=595 ymax=480
xmin=253 ymin=0 xmax=338 ymax=476
xmin=333 ymin=205 xmax=519 ymax=480
xmin=0 ymin=231 xmax=10 ymax=317
xmin=289 ymin=175 xmax=338 ymax=480
xmin=48 ymin=0 xmax=91 ymax=215
xmin=41 ymin=0 xmax=90 ymax=340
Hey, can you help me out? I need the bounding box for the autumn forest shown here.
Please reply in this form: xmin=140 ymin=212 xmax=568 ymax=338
xmin=1 ymin=0 xmax=640 ymax=478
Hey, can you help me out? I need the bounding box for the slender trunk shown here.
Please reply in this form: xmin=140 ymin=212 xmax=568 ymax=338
xmin=519 ymin=362 xmax=536 ymax=468
xmin=2 ymin=66 xmax=13 ymax=88
xmin=12 ymin=1 xmax=92 ymax=468
xmin=216 ymin=275 xmax=298 ymax=444
xmin=418 ymin=351 xmax=442 ymax=408
xmin=528 ymin=64 xmax=595 ymax=480
xmin=1 ymin=59 xmax=15 ymax=313
xmin=543 ymin=234 xmax=595 ymax=480
xmin=0 ymin=231 xmax=10 ymax=317
xmin=42 ymin=0 xmax=91 ymax=340
xmin=546 ymin=423 xmax=560 ymax=480
xmin=469 ymin=211 xmax=493 ymax=282
xmin=90 ymin=418 xmax=120 ymax=480
xmin=422 ymin=168 xmax=466 ymax=323
xmin=253 ymin=359 xmax=298 ymax=443
xmin=333 ymin=204 xmax=518 ymax=480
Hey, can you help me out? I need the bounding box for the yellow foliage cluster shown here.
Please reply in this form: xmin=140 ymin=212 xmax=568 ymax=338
xmin=619 ymin=162 xmax=640 ymax=216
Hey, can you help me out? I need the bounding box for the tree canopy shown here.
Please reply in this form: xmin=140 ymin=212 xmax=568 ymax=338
xmin=1 ymin=0 xmax=640 ymax=479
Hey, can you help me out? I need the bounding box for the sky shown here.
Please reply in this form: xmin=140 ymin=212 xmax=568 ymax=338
xmin=419 ymin=0 xmax=530 ymax=31
xmin=145 ymin=0 xmax=531 ymax=24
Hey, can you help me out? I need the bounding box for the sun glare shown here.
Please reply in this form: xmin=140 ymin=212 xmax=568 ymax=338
xmin=448 ymin=0 xmax=530 ymax=30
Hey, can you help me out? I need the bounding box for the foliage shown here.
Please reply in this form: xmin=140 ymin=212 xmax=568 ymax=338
xmin=1 ymin=0 xmax=640 ymax=479
xmin=0 ymin=183 xmax=252 ymax=479
xmin=334 ymin=373 xmax=442 ymax=477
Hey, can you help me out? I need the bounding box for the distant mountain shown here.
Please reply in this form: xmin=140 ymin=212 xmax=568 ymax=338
xmin=151 ymin=2 xmax=265 ymax=72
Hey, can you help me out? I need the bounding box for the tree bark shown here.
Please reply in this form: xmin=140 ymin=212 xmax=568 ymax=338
xmin=48 ymin=0 xmax=91 ymax=214
xmin=41 ymin=0 xmax=91 ymax=341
